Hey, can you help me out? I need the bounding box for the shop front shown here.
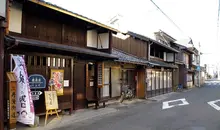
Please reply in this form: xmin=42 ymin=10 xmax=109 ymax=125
xmin=102 ymin=62 xmax=136 ymax=100
xmin=4 ymin=36 xmax=117 ymax=117
xmin=146 ymin=68 xmax=173 ymax=98
xmin=146 ymin=60 xmax=177 ymax=98
xmin=109 ymin=49 xmax=151 ymax=99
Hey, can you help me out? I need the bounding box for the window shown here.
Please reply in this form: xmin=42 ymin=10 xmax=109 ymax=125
xmin=187 ymin=74 xmax=192 ymax=82
xmin=159 ymin=52 xmax=164 ymax=59
xmin=150 ymin=47 xmax=154 ymax=56
xmin=155 ymin=51 xmax=160 ymax=57
xmin=47 ymin=57 xmax=50 ymax=66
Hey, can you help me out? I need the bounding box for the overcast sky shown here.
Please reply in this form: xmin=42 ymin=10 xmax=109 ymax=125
xmin=45 ymin=0 xmax=219 ymax=65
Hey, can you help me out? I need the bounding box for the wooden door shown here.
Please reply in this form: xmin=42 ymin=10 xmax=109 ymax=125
xmin=86 ymin=63 xmax=97 ymax=101
xmin=111 ymin=68 xmax=121 ymax=97
xmin=74 ymin=61 xmax=86 ymax=109
xmin=101 ymin=67 xmax=110 ymax=98
xmin=137 ymin=69 xmax=145 ymax=98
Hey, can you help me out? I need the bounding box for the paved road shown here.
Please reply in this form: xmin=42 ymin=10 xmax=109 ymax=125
xmin=56 ymin=80 xmax=220 ymax=130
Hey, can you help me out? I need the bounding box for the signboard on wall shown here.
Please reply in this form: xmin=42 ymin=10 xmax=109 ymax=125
xmin=29 ymin=74 xmax=46 ymax=89
xmin=0 ymin=0 xmax=6 ymax=18
xmin=97 ymin=62 xmax=104 ymax=88
xmin=49 ymin=69 xmax=64 ymax=96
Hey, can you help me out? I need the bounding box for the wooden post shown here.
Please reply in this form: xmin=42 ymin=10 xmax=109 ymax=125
xmin=0 ymin=20 xmax=5 ymax=130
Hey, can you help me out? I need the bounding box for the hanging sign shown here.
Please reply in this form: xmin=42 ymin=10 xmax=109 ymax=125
xmin=29 ymin=74 xmax=46 ymax=89
xmin=97 ymin=62 xmax=104 ymax=88
xmin=12 ymin=55 xmax=35 ymax=125
xmin=196 ymin=66 xmax=200 ymax=71
xmin=49 ymin=69 xmax=64 ymax=96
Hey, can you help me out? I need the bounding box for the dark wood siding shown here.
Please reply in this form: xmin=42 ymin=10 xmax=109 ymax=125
xmin=11 ymin=2 xmax=87 ymax=48
xmin=112 ymin=35 xmax=148 ymax=59
xmin=74 ymin=61 xmax=86 ymax=109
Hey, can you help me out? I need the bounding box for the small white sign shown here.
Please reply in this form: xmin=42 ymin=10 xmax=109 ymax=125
xmin=162 ymin=98 xmax=189 ymax=110
xmin=90 ymin=81 xmax=94 ymax=86
xmin=31 ymin=91 xmax=43 ymax=96
xmin=32 ymin=95 xmax=40 ymax=101
xmin=64 ymin=80 xmax=69 ymax=87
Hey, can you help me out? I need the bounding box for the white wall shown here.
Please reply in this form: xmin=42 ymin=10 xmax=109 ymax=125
xmin=98 ymin=33 xmax=109 ymax=49
xmin=166 ymin=53 xmax=174 ymax=62
xmin=163 ymin=52 xmax=167 ymax=61
xmin=87 ymin=30 xmax=98 ymax=48
xmin=9 ymin=2 xmax=22 ymax=33
xmin=0 ymin=0 xmax=6 ymax=18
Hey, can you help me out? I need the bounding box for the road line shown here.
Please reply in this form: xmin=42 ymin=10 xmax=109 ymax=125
xmin=207 ymin=99 xmax=220 ymax=111
xmin=162 ymin=98 xmax=189 ymax=110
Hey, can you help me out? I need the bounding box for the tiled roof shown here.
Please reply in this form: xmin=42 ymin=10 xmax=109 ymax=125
xmin=127 ymin=31 xmax=179 ymax=53
xmin=112 ymin=49 xmax=154 ymax=66
xmin=28 ymin=0 xmax=120 ymax=33
xmin=150 ymin=59 xmax=178 ymax=69
xmin=112 ymin=49 xmax=178 ymax=68
xmin=5 ymin=35 xmax=118 ymax=59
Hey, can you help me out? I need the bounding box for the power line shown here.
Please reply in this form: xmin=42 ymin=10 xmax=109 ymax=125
xmin=150 ymin=0 xmax=186 ymax=37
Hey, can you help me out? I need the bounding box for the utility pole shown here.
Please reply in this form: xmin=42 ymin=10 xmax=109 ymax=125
xmin=198 ymin=43 xmax=201 ymax=87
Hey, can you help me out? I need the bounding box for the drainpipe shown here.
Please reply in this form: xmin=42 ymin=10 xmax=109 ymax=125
xmin=148 ymin=41 xmax=153 ymax=61
xmin=0 ymin=20 xmax=6 ymax=130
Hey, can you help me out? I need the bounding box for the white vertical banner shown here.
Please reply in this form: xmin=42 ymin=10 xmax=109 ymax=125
xmin=12 ymin=55 xmax=35 ymax=125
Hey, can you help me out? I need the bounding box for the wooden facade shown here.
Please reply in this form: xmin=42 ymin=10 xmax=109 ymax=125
xmin=11 ymin=2 xmax=87 ymax=47
xmin=112 ymin=34 xmax=148 ymax=59
xmin=110 ymin=32 xmax=149 ymax=99
xmin=4 ymin=0 xmax=118 ymax=117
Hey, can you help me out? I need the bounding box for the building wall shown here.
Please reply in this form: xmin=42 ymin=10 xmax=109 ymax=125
xmin=112 ymin=34 xmax=148 ymax=59
xmin=9 ymin=2 xmax=112 ymax=52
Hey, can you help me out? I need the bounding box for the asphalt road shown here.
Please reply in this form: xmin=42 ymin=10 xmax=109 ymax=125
xmin=56 ymin=80 xmax=220 ymax=130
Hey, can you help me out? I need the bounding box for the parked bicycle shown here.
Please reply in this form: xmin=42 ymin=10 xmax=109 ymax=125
xmin=119 ymin=85 xmax=135 ymax=103
xmin=176 ymin=84 xmax=183 ymax=92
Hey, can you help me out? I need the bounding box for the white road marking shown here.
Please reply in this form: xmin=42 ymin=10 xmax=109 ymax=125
xmin=205 ymin=81 xmax=220 ymax=86
xmin=207 ymin=99 xmax=220 ymax=111
xmin=162 ymin=98 xmax=189 ymax=110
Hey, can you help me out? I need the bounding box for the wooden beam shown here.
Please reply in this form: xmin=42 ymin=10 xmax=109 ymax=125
xmin=0 ymin=21 xmax=5 ymax=130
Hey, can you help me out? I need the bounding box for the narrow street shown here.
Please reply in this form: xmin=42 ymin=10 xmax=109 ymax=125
xmin=55 ymin=80 xmax=220 ymax=130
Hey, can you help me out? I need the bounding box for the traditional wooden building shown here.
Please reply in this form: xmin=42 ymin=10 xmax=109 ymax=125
xmin=145 ymin=30 xmax=178 ymax=97
xmin=4 ymin=0 xmax=121 ymax=121
xmin=104 ymin=31 xmax=151 ymax=99
xmin=172 ymin=42 xmax=194 ymax=89
xmin=188 ymin=47 xmax=200 ymax=87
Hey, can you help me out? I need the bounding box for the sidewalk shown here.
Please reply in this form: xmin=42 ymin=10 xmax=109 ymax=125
xmin=147 ymin=92 xmax=177 ymax=102
xmin=16 ymin=98 xmax=145 ymax=130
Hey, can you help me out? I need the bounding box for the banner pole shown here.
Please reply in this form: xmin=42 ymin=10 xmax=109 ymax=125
xmin=10 ymin=54 xmax=12 ymax=72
